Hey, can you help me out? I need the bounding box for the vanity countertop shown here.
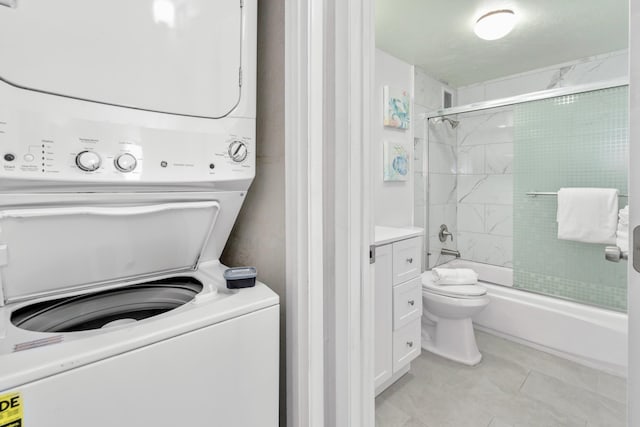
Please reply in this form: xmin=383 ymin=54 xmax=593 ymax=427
xmin=374 ymin=225 xmax=424 ymax=246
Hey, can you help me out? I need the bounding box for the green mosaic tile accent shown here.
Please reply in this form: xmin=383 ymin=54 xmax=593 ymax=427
xmin=513 ymin=87 xmax=628 ymax=312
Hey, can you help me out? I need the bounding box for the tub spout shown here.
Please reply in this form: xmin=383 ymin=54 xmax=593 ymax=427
xmin=441 ymin=248 xmax=460 ymax=258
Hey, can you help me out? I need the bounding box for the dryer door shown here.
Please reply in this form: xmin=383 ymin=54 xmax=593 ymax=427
xmin=0 ymin=0 xmax=243 ymax=118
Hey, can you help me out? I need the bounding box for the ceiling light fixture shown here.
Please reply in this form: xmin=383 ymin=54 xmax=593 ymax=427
xmin=474 ymin=9 xmax=516 ymax=41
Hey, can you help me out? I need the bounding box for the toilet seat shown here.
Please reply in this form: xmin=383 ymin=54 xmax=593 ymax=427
xmin=422 ymin=282 xmax=487 ymax=298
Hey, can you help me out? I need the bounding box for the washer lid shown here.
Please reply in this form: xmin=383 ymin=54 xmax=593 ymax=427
xmin=0 ymin=201 xmax=219 ymax=304
xmin=0 ymin=0 xmax=243 ymax=118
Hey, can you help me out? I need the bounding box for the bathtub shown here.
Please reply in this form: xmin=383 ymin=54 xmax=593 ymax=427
xmin=437 ymin=259 xmax=628 ymax=376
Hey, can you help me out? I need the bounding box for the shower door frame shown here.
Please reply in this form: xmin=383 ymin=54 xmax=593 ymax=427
xmin=424 ymin=78 xmax=628 ymax=120
xmin=422 ymin=79 xmax=630 ymax=309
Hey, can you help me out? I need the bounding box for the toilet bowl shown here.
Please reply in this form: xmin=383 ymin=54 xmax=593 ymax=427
xmin=421 ymin=271 xmax=490 ymax=365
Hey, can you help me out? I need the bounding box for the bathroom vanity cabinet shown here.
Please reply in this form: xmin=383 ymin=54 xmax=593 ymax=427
xmin=374 ymin=226 xmax=423 ymax=395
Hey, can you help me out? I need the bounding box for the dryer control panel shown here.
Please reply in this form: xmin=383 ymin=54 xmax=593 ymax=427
xmin=0 ymin=110 xmax=255 ymax=186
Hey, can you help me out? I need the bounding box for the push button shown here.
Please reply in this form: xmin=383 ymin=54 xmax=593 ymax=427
xmin=23 ymin=154 xmax=35 ymax=162
xmin=3 ymin=153 xmax=15 ymax=162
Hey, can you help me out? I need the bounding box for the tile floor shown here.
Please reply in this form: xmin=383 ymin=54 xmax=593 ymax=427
xmin=375 ymin=331 xmax=626 ymax=427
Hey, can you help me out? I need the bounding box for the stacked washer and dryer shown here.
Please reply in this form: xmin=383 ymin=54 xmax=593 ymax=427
xmin=0 ymin=1 xmax=279 ymax=426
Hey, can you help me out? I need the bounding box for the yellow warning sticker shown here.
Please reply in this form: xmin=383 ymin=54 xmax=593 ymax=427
xmin=0 ymin=392 xmax=22 ymax=427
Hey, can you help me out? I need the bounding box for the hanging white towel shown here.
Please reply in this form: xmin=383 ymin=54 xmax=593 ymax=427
xmin=617 ymin=205 xmax=629 ymax=253
xmin=431 ymin=268 xmax=478 ymax=286
xmin=556 ymin=188 xmax=618 ymax=244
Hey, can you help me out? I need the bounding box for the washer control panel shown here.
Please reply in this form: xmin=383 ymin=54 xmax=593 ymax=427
xmin=0 ymin=111 xmax=255 ymax=184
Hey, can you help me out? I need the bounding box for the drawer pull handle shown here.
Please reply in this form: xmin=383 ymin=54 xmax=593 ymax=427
xmin=408 ymin=299 xmax=415 ymax=306
xmin=407 ymin=341 xmax=414 ymax=348
xmin=406 ymin=257 xmax=413 ymax=264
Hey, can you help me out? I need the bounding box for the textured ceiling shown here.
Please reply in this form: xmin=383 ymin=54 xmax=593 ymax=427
xmin=376 ymin=0 xmax=628 ymax=87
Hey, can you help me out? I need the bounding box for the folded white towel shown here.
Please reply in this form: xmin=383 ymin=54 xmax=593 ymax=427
xmin=617 ymin=205 xmax=630 ymax=253
xmin=432 ymin=268 xmax=478 ymax=286
xmin=557 ymin=188 xmax=618 ymax=244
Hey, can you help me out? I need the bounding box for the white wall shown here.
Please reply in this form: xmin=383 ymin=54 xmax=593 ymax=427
xmin=458 ymin=50 xmax=629 ymax=105
xmin=221 ymin=1 xmax=286 ymax=424
xmin=374 ymin=49 xmax=414 ymax=227
xmin=414 ymin=68 xmax=457 ymax=123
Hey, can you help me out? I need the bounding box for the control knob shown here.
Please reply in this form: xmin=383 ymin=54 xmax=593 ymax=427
xmin=228 ymin=140 xmax=248 ymax=162
xmin=75 ymin=150 xmax=102 ymax=172
xmin=115 ymin=153 xmax=137 ymax=172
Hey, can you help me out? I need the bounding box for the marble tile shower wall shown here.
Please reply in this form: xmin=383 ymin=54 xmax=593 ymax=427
xmin=414 ymin=68 xmax=457 ymax=269
xmin=420 ymin=81 xmax=515 ymax=268
xmin=457 ymin=50 xmax=628 ymax=105
xmin=456 ymin=107 xmax=514 ymax=267
xmin=426 ymin=107 xmax=515 ymax=269
xmin=427 ymin=120 xmax=458 ymax=268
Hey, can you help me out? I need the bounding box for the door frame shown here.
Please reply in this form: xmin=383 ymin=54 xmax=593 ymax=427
xmin=286 ymin=0 xmax=640 ymax=425
xmin=284 ymin=0 xmax=375 ymax=425
xmin=284 ymin=0 xmax=326 ymax=425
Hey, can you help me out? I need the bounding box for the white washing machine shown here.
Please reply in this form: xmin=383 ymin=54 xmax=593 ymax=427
xmin=0 ymin=1 xmax=279 ymax=426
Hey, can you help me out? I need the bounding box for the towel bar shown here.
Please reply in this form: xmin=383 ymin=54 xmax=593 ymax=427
xmin=526 ymin=191 xmax=628 ymax=197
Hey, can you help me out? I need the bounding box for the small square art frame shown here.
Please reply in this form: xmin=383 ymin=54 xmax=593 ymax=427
xmin=383 ymin=141 xmax=410 ymax=182
xmin=383 ymin=86 xmax=410 ymax=130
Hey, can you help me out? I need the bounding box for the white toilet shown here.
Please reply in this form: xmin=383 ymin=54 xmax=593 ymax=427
xmin=421 ymin=271 xmax=490 ymax=365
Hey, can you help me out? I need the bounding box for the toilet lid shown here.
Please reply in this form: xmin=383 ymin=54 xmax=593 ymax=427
xmin=422 ymin=282 xmax=487 ymax=298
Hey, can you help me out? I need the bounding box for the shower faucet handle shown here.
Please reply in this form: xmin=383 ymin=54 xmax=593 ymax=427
xmin=439 ymin=224 xmax=453 ymax=242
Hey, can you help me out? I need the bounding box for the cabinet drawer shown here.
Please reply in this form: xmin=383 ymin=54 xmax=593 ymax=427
xmin=392 ymin=319 xmax=421 ymax=373
xmin=393 ymin=277 xmax=422 ymax=330
xmin=392 ymin=237 xmax=421 ymax=285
